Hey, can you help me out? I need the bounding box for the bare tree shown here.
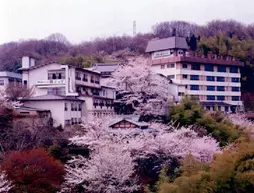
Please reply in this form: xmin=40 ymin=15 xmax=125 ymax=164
xmin=4 ymin=83 xmax=34 ymax=101
xmin=46 ymin=33 xmax=70 ymax=45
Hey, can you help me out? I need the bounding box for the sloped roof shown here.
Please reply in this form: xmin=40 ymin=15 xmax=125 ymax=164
xmin=92 ymin=63 xmax=119 ymax=73
xmin=15 ymin=106 xmax=50 ymax=112
xmin=22 ymin=94 xmax=84 ymax=101
xmin=145 ymin=36 xmax=189 ymax=53
xmin=109 ymin=116 xmax=149 ymax=128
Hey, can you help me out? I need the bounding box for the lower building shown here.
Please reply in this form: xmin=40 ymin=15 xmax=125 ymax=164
xmin=22 ymin=94 xmax=84 ymax=127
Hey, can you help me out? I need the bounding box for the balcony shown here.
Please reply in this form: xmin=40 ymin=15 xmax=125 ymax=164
xmin=36 ymin=79 xmax=66 ymax=87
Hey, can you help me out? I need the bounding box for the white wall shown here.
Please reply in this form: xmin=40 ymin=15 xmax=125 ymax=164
xmin=24 ymin=100 xmax=65 ymax=126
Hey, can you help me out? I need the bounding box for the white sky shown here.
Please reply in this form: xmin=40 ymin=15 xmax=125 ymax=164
xmin=0 ymin=0 xmax=254 ymax=44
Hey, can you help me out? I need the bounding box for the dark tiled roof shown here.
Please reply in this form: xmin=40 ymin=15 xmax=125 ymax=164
xmin=92 ymin=63 xmax=119 ymax=73
xmin=22 ymin=94 xmax=84 ymax=101
xmin=146 ymin=36 xmax=188 ymax=53
xmin=15 ymin=106 xmax=50 ymax=112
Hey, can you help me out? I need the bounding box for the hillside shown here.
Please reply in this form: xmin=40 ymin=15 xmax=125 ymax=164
xmin=1 ymin=20 xmax=254 ymax=92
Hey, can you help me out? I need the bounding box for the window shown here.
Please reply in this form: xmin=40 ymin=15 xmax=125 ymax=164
xmin=217 ymin=76 xmax=225 ymax=82
xmin=207 ymin=95 xmax=215 ymax=100
xmin=78 ymin=103 xmax=82 ymax=111
xmin=183 ymin=74 xmax=188 ymax=79
xmin=232 ymin=87 xmax=240 ymax=92
xmin=207 ymin=86 xmax=215 ymax=91
xmin=75 ymin=72 xmax=81 ymax=80
xmin=64 ymin=102 xmax=68 ymax=111
xmin=232 ymin=77 xmax=240 ymax=82
xmin=71 ymin=118 xmax=74 ymax=125
xmin=218 ymin=66 xmax=226 ymax=72
xmin=91 ymin=76 xmax=94 ymax=83
xmin=225 ymin=106 xmax=229 ymax=112
xmin=167 ymin=63 xmax=175 ymax=68
xmin=83 ymin=74 xmax=88 ymax=82
xmin=161 ymin=65 xmax=165 ymax=69
xmin=47 ymin=88 xmax=65 ymax=95
xmin=71 ymin=103 xmax=74 ymax=111
xmin=207 ymin=76 xmax=215 ymax=81
xmin=65 ymin=120 xmax=70 ymax=126
xmin=178 ymin=92 xmax=184 ymax=96
xmin=190 ymin=75 xmax=199 ymax=80
xmin=191 ymin=64 xmax=200 ymax=70
xmin=182 ymin=63 xmax=188 ymax=68
xmin=167 ymin=75 xmax=175 ymax=79
xmin=0 ymin=80 xmax=4 ymax=85
xmin=24 ymin=80 xmax=27 ymax=85
xmin=230 ymin=67 xmax=238 ymax=73
xmin=217 ymin=86 xmax=225 ymax=91
xmin=204 ymin=64 xmax=214 ymax=71
xmin=232 ymin=96 xmax=240 ymax=101
xmin=217 ymin=96 xmax=225 ymax=101
xmin=48 ymin=71 xmax=65 ymax=80
xmin=190 ymin=85 xmax=199 ymax=90
xmin=95 ymin=76 xmax=100 ymax=84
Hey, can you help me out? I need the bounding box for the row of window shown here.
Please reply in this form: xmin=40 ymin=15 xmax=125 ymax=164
xmin=75 ymin=71 xmax=100 ymax=84
xmin=93 ymin=112 xmax=114 ymax=118
xmin=181 ymin=63 xmax=239 ymax=73
xmin=48 ymin=71 xmax=65 ymax=80
xmin=93 ymin=100 xmax=114 ymax=108
xmin=183 ymin=75 xmax=240 ymax=82
xmin=48 ymin=88 xmax=66 ymax=95
xmin=190 ymin=85 xmax=240 ymax=92
xmin=206 ymin=95 xmax=240 ymax=101
xmin=160 ymin=63 xmax=175 ymax=69
xmin=65 ymin=118 xmax=82 ymax=126
xmin=64 ymin=102 xmax=82 ymax=111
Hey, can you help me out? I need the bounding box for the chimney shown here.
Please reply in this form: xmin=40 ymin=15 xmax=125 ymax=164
xmin=22 ymin=56 xmax=35 ymax=68
xmin=30 ymin=58 xmax=35 ymax=67
xmin=22 ymin=56 xmax=30 ymax=68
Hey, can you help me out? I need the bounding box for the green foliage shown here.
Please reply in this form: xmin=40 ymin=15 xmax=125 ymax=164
xmin=61 ymin=54 xmax=104 ymax=68
xmin=169 ymin=96 xmax=241 ymax=146
xmin=156 ymin=138 xmax=254 ymax=193
xmin=169 ymin=96 xmax=203 ymax=126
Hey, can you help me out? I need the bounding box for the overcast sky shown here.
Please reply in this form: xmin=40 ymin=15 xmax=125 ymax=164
xmin=0 ymin=0 xmax=254 ymax=44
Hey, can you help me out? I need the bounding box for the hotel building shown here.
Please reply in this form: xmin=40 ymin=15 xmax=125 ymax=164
xmin=146 ymin=37 xmax=244 ymax=112
xmin=20 ymin=56 xmax=115 ymax=127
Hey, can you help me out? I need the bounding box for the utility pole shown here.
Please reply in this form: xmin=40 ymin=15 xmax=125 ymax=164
xmin=133 ymin=21 xmax=136 ymax=36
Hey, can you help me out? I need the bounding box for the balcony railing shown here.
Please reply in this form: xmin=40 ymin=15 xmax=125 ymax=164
xmin=36 ymin=79 xmax=66 ymax=85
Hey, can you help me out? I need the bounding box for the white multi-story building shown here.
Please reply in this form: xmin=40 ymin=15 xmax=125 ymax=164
xmin=146 ymin=37 xmax=244 ymax=112
xmin=20 ymin=56 xmax=115 ymax=127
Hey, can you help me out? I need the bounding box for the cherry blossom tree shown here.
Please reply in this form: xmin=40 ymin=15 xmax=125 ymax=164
xmin=62 ymin=144 xmax=138 ymax=193
xmin=62 ymin=116 xmax=220 ymax=192
xmin=106 ymin=57 xmax=172 ymax=117
xmin=0 ymin=171 xmax=12 ymax=193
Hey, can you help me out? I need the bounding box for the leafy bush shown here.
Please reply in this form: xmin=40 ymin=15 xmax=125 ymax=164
xmin=2 ymin=148 xmax=65 ymax=193
xmin=155 ymin=137 xmax=254 ymax=193
xmin=169 ymin=96 xmax=241 ymax=146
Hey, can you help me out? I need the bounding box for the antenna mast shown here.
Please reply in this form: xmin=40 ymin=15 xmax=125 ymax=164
xmin=133 ymin=20 xmax=136 ymax=36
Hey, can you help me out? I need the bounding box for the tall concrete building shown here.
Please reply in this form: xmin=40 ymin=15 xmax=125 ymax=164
xmin=20 ymin=56 xmax=115 ymax=127
xmin=146 ymin=37 xmax=244 ymax=112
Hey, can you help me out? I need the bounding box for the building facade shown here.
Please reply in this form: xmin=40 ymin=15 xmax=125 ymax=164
xmin=146 ymin=37 xmax=244 ymax=112
xmin=0 ymin=71 xmax=22 ymax=96
xmin=20 ymin=56 xmax=115 ymax=127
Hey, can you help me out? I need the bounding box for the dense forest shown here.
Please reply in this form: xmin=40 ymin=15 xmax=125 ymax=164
xmin=1 ymin=20 xmax=254 ymax=93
